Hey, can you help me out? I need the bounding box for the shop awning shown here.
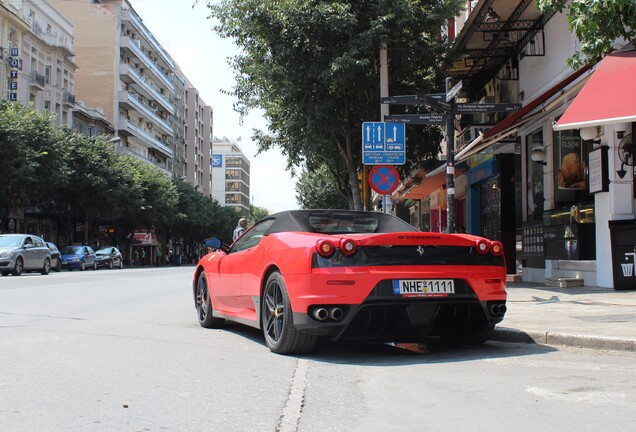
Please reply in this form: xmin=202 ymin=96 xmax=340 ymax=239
xmin=455 ymin=65 xmax=592 ymax=161
xmin=554 ymin=51 xmax=636 ymax=130
xmin=129 ymin=231 xmax=158 ymax=246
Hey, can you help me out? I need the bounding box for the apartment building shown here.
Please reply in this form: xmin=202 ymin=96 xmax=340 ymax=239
xmin=183 ymin=81 xmax=213 ymax=197
xmin=51 ymin=0 xmax=177 ymax=176
xmin=1 ymin=0 xmax=76 ymax=127
xmin=211 ymin=137 xmax=250 ymax=215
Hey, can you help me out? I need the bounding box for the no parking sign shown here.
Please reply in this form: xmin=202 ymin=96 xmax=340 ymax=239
xmin=369 ymin=165 xmax=400 ymax=195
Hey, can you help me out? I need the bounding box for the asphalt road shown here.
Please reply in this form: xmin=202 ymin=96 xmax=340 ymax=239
xmin=1 ymin=267 xmax=635 ymax=432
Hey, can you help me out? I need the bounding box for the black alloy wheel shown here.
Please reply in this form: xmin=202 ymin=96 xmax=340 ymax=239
xmin=41 ymin=258 xmax=51 ymax=275
xmin=262 ymin=272 xmax=317 ymax=355
xmin=196 ymin=272 xmax=225 ymax=328
xmin=13 ymin=257 xmax=24 ymax=276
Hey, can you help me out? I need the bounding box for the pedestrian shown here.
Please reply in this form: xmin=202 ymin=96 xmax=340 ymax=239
xmin=233 ymin=217 xmax=248 ymax=241
xmin=140 ymin=248 xmax=146 ymax=266
xmin=155 ymin=247 xmax=161 ymax=266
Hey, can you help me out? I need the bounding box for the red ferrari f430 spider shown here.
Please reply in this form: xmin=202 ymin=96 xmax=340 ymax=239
xmin=193 ymin=210 xmax=507 ymax=354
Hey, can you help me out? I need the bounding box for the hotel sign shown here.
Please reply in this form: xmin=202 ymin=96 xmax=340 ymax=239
xmin=7 ymin=48 xmax=20 ymax=102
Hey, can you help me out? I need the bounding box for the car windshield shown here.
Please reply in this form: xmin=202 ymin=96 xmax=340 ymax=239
xmin=62 ymin=246 xmax=84 ymax=254
xmin=95 ymin=248 xmax=111 ymax=255
xmin=0 ymin=236 xmax=22 ymax=247
xmin=307 ymin=215 xmax=379 ymax=234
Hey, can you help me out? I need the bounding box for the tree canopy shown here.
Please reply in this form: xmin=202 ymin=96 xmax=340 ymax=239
xmin=537 ymin=0 xmax=636 ymax=68
xmin=295 ymin=165 xmax=350 ymax=209
xmin=0 ymin=99 xmax=237 ymax=246
xmin=205 ymin=0 xmax=462 ymax=209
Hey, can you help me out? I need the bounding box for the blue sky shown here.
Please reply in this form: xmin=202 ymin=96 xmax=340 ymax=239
xmin=131 ymin=0 xmax=299 ymax=213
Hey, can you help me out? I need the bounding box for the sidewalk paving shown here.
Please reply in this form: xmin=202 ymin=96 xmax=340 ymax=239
xmin=492 ymin=280 xmax=636 ymax=351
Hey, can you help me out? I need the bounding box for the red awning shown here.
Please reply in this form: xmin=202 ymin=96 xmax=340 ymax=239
xmin=454 ymin=65 xmax=592 ymax=161
xmin=130 ymin=231 xmax=158 ymax=246
xmin=555 ymin=51 xmax=636 ymax=130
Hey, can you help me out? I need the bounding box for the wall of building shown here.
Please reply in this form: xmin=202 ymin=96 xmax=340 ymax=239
xmin=52 ymin=0 xmax=118 ymax=123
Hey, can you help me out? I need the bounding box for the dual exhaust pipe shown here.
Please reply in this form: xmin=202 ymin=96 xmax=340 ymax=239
xmin=489 ymin=303 xmax=507 ymax=316
xmin=312 ymin=306 xmax=344 ymax=322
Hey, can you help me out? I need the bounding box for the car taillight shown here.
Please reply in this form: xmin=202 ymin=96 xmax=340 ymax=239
xmin=316 ymin=239 xmax=336 ymax=258
xmin=490 ymin=241 xmax=503 ymax=256
xmin=476 ymin=239 xmax=490 ymax=255
xmin=339 ymin=238 xmax=358 ymax=257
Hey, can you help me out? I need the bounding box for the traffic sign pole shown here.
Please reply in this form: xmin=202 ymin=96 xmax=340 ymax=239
xmin=445 ymin=77 xmax=455 ymax=234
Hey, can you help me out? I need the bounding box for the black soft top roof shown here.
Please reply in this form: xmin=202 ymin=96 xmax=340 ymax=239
xmin=262 ymin=209 xmax=418 ymax=235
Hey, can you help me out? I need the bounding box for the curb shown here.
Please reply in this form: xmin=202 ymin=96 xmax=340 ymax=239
xmin=492 ymin=327 xmax=636 ymax=352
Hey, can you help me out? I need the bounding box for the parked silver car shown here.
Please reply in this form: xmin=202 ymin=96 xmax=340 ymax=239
xmin=0 ymin=234 xmax=52 ymax=276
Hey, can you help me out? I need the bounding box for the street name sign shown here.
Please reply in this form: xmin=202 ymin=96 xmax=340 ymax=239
xmin=362 ymin=122 xmax=406 ymax=165
xmin=455 ymin=103 xmax=522 ymax=114
xmin=380 ymin=95 xmax=420 ymax=105
xmin=418 ymin=94 xmax=452 ymax=112
xmin=446 ymin=80 xmax=463 ymax=102
xmin=384 ymin=114 xmax=446 ymax=125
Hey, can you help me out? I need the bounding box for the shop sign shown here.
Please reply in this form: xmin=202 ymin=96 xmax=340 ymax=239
xmin=588 ymin=146 xmax=609 ymax=193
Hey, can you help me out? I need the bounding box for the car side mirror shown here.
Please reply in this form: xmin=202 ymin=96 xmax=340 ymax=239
xmin=24 ymin=244 xmax=34 ymax=249
xmin=204 ymin=237 xmax=229 ymax=253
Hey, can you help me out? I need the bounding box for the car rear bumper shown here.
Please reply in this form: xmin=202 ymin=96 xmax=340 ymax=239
xmin=286 ymin=267 xmax=507 ymax=342
xmin=292 ymin=298 xmax=505 ymax=342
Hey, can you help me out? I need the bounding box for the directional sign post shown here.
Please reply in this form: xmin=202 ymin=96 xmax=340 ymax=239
xmin=362 ymin=121 xmax=405 ymax=165
xmin=379 ymin=76 xmax=520 ymax=232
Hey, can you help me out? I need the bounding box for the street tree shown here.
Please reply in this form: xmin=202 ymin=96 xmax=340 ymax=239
xmin=49 ymin=131 xmax=136 ymax=244
xmin=0 ymin=99 xmax=57 ymax=230
xmin=172 ymin=179 xmax=236 ymax=245
xmin=296 ymin=165 xmax=350 ymax=209
xmin=536 ymin=0 xmax=636 ymax=67
xmin=249 ymin=204 xmax=270 ymax=222
xmin=204 ymin=0 xmax=463 ymax=210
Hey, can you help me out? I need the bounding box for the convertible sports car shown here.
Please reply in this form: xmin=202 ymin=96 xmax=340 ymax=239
xmin=193 ymin=210 xmax=507 ymax=355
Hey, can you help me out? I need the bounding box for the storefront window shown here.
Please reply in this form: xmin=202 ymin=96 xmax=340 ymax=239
xmin=526 ymin=130 xmax=544 ymax=221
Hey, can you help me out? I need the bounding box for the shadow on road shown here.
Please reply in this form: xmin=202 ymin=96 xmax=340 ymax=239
xmin=212 ymin=321 xmax=556 ymax=366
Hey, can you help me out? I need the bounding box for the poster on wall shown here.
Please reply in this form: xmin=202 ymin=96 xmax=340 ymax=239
xmin=554 ymin=130 xmax=586 ymax=204
xmin=556 ymin=130 xmax=585 ymax=190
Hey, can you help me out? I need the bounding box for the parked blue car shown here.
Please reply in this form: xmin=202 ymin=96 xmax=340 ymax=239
xmin=60 ymin=245 xmax=97 ymax=271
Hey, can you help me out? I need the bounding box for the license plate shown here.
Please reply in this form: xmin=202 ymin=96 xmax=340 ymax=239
xmin=392 ymin=279 xmax=455 ymax=297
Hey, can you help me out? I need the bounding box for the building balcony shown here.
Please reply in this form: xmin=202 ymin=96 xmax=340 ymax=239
xmin=118 ymin=91 xmax=174 ymax=136
xmin=43 ymin=32 xmax=74 ymax=58
xmin=62 ymin=91 xmax=75 ymax=106
xmin=120 ymin=36 xmax=174 ymax=93
xmin=114 ymin=146 xmax=172 ymax=177
xmin=29 ymin=72 xmax=45 ymax=90
xmin=119 ymin=63 xmax=174 ymax=114
xmin=118 ymin=117 xmax=174 ymax=158
xmin=121 ymin=9 xmax=175 ymax=70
